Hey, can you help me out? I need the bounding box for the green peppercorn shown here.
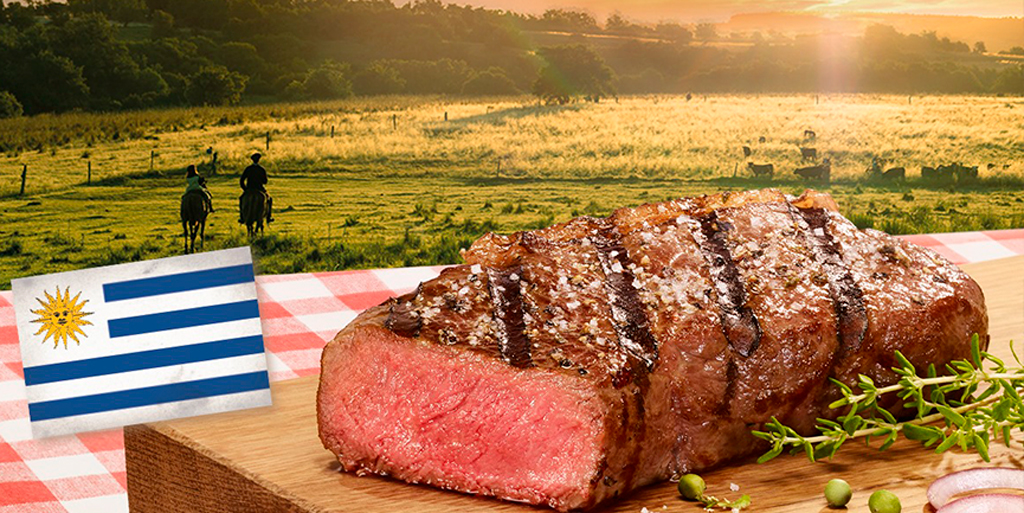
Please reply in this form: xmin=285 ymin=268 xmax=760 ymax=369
xmin=824 ymin=479 xmax=852 ymax=508
xmin=868 ymin=490 xmax=901 ymax=513
xmin=677 ymin=473 xmax=705 ymax=501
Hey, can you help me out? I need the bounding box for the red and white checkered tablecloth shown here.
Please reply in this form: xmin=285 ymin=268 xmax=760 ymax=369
xmin=1 ymin=229 xmax=1022 ymax=512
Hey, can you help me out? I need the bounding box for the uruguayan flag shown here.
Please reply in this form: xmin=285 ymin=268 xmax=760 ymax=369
xmin=12 ymin=247 xmax=270 ymax=438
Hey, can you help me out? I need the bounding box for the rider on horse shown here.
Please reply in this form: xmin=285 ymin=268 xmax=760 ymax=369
xmin=239 ymin=153 xmax=273 ymax=224
xmin=183 ymin=165 xmax=214 ymax=212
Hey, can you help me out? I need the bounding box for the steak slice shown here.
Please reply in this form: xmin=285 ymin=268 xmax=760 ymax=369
xmin=317 ymin=188 xmax=987 ymax=511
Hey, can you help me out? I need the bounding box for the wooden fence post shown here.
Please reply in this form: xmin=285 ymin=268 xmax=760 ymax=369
xmin=444 ymin=111 xmax=448 ymax=122
xmin=150 ymin=150 xmax=155 ymax=171
xmin=330 ymin=125 xmax=335 ymax=138
xmin=266 ymin=131 xmax=271 ymax=151
xmin=392 ymin=114 xmax=397 ymax=130
xmin=87 ymin=161 xmax=91 ymax=185
xmin=211 ymin=152 xmax=218 ymax=175
xmin=19 ymin=164 xmax=26 ymax=196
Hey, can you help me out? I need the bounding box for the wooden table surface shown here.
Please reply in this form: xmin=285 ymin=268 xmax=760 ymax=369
xmin=124 ymin=256 xmax=1024 ymax=512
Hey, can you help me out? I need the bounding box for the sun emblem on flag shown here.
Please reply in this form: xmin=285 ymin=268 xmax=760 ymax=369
xmin=31 ymin=287 xmax=94 ymax=349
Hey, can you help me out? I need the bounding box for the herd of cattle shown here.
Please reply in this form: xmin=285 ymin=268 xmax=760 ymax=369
xmin=742 ymin=130 xmax=995 ymax=184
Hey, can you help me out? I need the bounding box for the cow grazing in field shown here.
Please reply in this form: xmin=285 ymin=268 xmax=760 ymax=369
xmin=954 ymin=164 xmax=978 ymax=181
xmin=935 ymin=164 xmax=958 ymax=181
xmin=803 ymin=129 xmax=816 ymax=140
xmin=742 ymin=146 xmax=752 ymax=158
xmin=748 ymin=162 xmax=774 ymax=178
xmin=882 ymin=167 xmax=905 ymax=181
xmin=800 ymin=147 xmax=817 ymax=161
xmin=795 ymin=158 xmax=830 ymax=182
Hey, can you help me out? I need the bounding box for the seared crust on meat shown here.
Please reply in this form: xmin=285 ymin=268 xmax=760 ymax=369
xmin=318 ymin=188 xmax=987 ymax=511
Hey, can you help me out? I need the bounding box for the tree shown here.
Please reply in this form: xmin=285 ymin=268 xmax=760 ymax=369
xmin=655 ymin=22 xmax=692 ymax=44
xmin=185 ymin=66 xmax=246 ymax=106
xmin=47 ymin=13 xmax=164 ymax=109
xmin=695 ymin=23 xmax=717 ymax=43
xmin=68 ymin=0 xmax=147 ymax=26
xmin=218 ymin=42 xmax=266 ymax=78
xmin=299 ymin=61 xmax=352 ymax=99
xmin=151 ymin=9 xmax=174 ymax=38
xmin=353 ymin=62 xmax=405 ymax=95
xmin=532 ymin=45 xmax=614 ymax=104
xmin=540 ymin=9 xmax=598 ymax=33
xmin=605 ymin=14 xmax=630 ymax=34
xmin=0 ymin=91 xmax=23 ymax=118
xmin=973 ymin=41 xmax=987 ymax=54
xmin=462 ymin=68 xmax=519 ymax=95
xmin=0 ymin=51 xmax=90 ymax=113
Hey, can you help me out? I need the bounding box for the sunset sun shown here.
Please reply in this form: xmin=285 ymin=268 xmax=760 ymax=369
xmin=31 ymin=287 xmax=94 ymax=350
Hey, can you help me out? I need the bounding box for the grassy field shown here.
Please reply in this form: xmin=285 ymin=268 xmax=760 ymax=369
xmin=1 ymin=94 xmax=1023 ymax=288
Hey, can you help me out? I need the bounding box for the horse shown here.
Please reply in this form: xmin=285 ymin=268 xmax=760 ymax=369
xmin=803 ymin=129 xmax=816 ymax=140
xmin=180 ymin=191 xmax=209 ymax=254
xmin=800 ymin=147 xmax=817 ymax=162
xmin=240 ymin=189 xmax=267 ymax=238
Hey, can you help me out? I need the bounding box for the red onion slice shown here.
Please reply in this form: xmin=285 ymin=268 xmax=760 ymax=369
xmin=935 ymin=493 xmax=1024 ymax=513
xmin=928 ymin=468 xmax=1024 ymax=509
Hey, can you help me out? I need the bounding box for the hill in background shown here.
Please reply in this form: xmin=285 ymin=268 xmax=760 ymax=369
xmin=722 ymin=12 xmax=1022 ymax=53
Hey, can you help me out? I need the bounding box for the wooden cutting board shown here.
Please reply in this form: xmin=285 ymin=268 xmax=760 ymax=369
xmin=125 ymin=256 xmax=1024 ymax=513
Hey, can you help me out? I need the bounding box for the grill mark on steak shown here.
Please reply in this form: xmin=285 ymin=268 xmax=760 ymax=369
xmin=385 ymin=286 xmax=422 ymax=338
xmin=693 ymin=212 xmax=762 ymax=357
xmin=590 ymin=227 xmax=657 ymax=494
xmin=593 ymin=230 xmax=660 ymax=371
xmin=716 ymin=360 xmax=739 ymax=416
xmin=486 ymin=265 xmax=532 ymax=368
xmin=792 ymin=206 xmax=868 ymax=352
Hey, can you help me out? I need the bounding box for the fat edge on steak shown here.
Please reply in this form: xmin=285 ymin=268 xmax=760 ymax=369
xmin=317 ymin=188 xmax=988 ymax=511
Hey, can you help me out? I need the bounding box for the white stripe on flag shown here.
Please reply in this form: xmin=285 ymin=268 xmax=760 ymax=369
xmin=26 ymin=353 xmax=268 ymax=402
xmin=30 ymin=388 xmax=272 ymax=438
xmin=77 ymin=318 xmax=264 ymax=358
xmin=105 ymin=281 xmax=257 ymax=318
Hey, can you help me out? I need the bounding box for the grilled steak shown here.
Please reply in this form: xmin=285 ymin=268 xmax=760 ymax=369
xmin=317 ymin=189 xmax=987 ymax=511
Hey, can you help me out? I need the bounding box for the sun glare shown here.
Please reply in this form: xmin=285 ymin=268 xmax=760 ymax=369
xmin=31 ymin=287 xmax=94 ymax=350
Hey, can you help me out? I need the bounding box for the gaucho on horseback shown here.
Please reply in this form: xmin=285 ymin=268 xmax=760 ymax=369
xmin=184 ymin=165 xmax=214 ymax=212
xmin=180 ymin=164 xmax=212 ymax=253
xmin=239 ymin=152 xmax=273 ymax=225
xmin=238 ymin=152 xmax=274 ymax=238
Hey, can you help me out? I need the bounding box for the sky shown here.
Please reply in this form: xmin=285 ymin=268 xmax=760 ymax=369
xmin=449 ymin=0 xmax=1023 ymax=22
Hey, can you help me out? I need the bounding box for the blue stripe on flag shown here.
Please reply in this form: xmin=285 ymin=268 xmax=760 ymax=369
xmin=23 ymin=335 xmax=266 ymax=386
xmin=107 ymin=299 xmax=260 ymax=338
xmin=28 ymin=372 xmax=270 ymax=422
xmin=103 ymin=264 xmax=254 ymax=302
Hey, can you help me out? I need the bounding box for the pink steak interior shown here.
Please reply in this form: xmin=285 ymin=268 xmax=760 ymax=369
xmin=318 ymin=326 xmax=607 ymax=508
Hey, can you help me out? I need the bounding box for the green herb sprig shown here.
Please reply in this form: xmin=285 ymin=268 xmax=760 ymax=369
xmin=699 ymin=493 xmax=751 ymax=511
xmin=753 ymin=334 xmax=1024 ymax=463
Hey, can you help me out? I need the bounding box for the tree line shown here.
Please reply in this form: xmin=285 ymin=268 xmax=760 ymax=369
xmin=0 ymin=0 xmax=1020 ymax=118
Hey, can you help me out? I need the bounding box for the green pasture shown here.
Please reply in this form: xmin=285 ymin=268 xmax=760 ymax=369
xmin=1 ymin=94 xmax=1023 ymax=288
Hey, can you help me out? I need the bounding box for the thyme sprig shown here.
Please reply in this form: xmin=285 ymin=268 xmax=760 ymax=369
xmin=753 ymin=334 xmax=1024 ymax=463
